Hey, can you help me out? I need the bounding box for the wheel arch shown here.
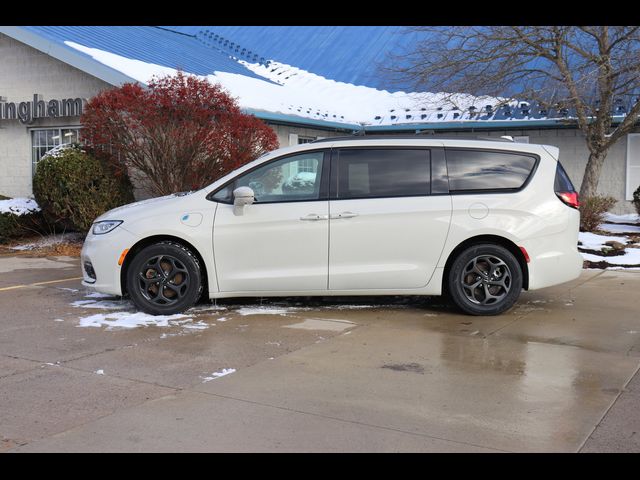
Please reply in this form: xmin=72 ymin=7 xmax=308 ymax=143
xmin=442 ymin=234 xmax=529 ymax=293
xmin=120 ymin=235 xmax=209 ymax=297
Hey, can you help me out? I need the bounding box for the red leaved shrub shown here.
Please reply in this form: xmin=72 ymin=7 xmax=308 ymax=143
xmin=81 ymin=71 xmax=279 ymax=196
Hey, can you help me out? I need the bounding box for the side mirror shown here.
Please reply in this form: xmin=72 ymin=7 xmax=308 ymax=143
xmin=233 ymin=186 xmax=255 ymax=216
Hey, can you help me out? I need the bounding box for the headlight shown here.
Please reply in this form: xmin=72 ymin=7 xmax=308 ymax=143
xmin=92 ymin=220 xmax=123 ymax=235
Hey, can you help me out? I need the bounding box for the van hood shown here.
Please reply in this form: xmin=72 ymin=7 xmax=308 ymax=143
xmin=94 ymin=191 xmax=196 ymax=222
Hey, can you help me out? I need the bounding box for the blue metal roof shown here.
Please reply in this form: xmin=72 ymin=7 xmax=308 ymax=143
xmin=2 ymin=26 xmax=632 ymax=133
xmin=16 ymin=26 xmax=266 ymax=82
xmin=162 ymin=26 xmax=422 ymax=90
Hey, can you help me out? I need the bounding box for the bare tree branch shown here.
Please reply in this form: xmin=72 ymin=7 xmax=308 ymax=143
xmin=384 ymin=26 xmax=640 ymax=198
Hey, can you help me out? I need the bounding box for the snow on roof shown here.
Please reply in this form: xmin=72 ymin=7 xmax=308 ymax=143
xmin=64 ymin=39 xmax=505 ymax=127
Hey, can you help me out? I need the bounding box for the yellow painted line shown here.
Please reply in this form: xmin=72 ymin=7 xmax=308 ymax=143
xmin=0 ymin=276 xmax=83 ymax=292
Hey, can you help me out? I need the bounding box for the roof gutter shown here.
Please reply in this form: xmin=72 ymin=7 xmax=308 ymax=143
xmin=245 ymin=109 xmax=360 ymax=131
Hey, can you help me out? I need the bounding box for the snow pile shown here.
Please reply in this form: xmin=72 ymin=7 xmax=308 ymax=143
xmin=599 ymin=223 xmax=640 ymax=234
xmin=603 ymin=213 xmax=640 ymax=224
xmin=578 ymin=232 xmax=629 ymax=250
xmin=0 ymin=198 xmax=40 ymax=216
xmin=201 ymin=368 xmax=236 ymax=382
xmin=63 ymin=40 xmax=503 ymax=126
xmin=581 ymin=249 xmax=640 ymax=266
xmin=77 ymin=311 xmax=193 ymax=330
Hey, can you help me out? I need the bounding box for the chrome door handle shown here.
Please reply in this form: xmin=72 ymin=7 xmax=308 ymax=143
xmin=330 ymin=211 xmax=359 ymax=219
xmin=300 ymin=214 xmax=328 ymax=221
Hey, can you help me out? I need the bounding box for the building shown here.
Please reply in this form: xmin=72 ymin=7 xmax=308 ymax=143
xmin=0 ymin=26 xmax=638 ymax=212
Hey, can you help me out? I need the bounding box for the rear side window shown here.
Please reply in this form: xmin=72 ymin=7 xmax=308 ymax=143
xmin=335 ymin=149 xmax=430 ymax=199
xmin=446 ymin=149 xmax=537 ymax=192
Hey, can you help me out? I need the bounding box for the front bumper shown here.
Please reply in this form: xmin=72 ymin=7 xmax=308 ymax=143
xmin=80 ymin=225 xmax=139 ymax=296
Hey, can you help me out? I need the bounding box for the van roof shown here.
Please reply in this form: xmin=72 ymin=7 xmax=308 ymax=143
xmin=311 ymin=135 xmax=519 ymax=144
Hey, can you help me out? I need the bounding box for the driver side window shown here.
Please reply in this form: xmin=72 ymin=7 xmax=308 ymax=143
xmin=215 ymin=151 xmax=326 ymax=203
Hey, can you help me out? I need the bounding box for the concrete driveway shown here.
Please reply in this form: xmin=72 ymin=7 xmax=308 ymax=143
xmin=0 ymin=253 xmax=639 ymax=452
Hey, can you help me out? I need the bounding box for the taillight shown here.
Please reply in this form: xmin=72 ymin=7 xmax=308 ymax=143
xmin=556 ymin=191 xmax=580 ymax=209
xmin=554 ymin=162 xmax=579 ymax=209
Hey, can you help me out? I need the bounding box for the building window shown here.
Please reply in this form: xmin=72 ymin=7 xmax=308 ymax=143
xmin=31 ymin=127 xmax=81 ymax=174
xmin=627 ymin=134 xmax=640 ymax=200
xmin=286 ymin=135 xmax=321 ymax=172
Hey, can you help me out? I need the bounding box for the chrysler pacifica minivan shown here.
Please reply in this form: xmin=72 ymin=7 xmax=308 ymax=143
xmin=81 ymin=137 xmax=583 ymax=316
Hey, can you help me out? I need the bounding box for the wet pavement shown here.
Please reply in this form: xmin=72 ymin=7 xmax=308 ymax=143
xmin=0 ymin=254 xmax=639 ymax=452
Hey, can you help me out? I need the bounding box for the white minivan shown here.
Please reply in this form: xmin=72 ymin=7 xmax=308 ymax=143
xmin=81 ymin=137 xmax=583 ymax=316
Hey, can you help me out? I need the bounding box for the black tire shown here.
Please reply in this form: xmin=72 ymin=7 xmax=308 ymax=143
xmin=126 ymin=241 xmax=203 ymax=315
xmin=447 ymin=243 xmax=522 ymax=316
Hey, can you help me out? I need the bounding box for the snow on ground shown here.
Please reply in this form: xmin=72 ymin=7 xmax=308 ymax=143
xmin=579 ymin=213 xmax=640 ymax=268
xmin=581 ymin=249 xmax=640 ymax=266
xmin=235 ymin=306 xmax=307 ymax=316
xmin=70 ymin=291 xmax=382 ymax=332
xmin=182 ymin=320 xmax=210 ymax=330
xmin=578 ymin=232 xmax=629 ymax=250
xmin=85 ymin=292 xmax=112 ymax=299
xmin=599 ymin=223 xmax=640 ymax=234
xmin=201 ymin=368 xmax=236 ymax=382
xmin=0 ymin=198 xmax=40 ymax=216
xmin=78 ymin=311 xmax=193 ymax=330
xmin=603 ymin=212 xmax=640 ymax=224
xmin=72 ymin=292 xmax=232 ymax=332
xmin=72 ymin=299 xmax=127 ymax=310
xmin=10 ymin=232 xmax=84 ymax=251
xmin=64 ymin=41 xmax=503 ymax=126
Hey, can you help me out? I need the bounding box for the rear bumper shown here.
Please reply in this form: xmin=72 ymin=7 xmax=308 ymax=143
xmin=522 ymin=235 xmax=583 ymax=290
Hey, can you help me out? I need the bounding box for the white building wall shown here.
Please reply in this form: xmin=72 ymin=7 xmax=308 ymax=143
xmin=0 ymin=32 xmax=112 ymax=198
xmin=269 ymin=123 xmax=346 ymax=147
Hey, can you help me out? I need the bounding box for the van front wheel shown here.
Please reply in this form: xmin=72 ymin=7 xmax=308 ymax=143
xmin=447 ymin=244 xmax=522 ymax=316
xmin=126 ymin=241 xmax=203 ymax=315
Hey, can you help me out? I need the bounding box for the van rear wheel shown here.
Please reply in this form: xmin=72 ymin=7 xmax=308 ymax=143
xmin=448 ymin=244 xmax=522 ymax=316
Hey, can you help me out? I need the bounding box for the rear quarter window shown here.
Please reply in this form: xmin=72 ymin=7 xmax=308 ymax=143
xmin=446 ymin=149 xmax=538 ymax=192
xmin=554 ymin=162 xmax=577 ymax=192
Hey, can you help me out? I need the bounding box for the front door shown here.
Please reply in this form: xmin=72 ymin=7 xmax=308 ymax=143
xmin=212 ymin=150 xmax=329 ymax=293
xmin=328 ymin=147 xmax=452 ymax=290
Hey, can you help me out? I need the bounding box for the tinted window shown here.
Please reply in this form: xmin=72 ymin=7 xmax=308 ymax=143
xmin=335 ymin=149 xmax=430 ymax=199
xmin=446 ymin=149 xmax=537 ymax=192
xmin=554 ymin=162 xmax=576 ymax=192
xmin=211 ymin=151 xmax=325 ymax=203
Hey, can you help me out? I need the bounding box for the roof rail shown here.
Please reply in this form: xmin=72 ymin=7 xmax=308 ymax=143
xmin=311 ymin=134 xmax=516 ymax=143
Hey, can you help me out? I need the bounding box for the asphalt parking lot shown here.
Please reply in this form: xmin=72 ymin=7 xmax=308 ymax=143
xmin=1 ymin=253 xmax=639 ymax=452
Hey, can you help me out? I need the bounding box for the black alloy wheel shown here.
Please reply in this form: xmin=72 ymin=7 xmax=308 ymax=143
xmin=447 ymin=244 xmax=523 ymax=316
xmin=127 ymin=241 xmax=202 ymax=315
